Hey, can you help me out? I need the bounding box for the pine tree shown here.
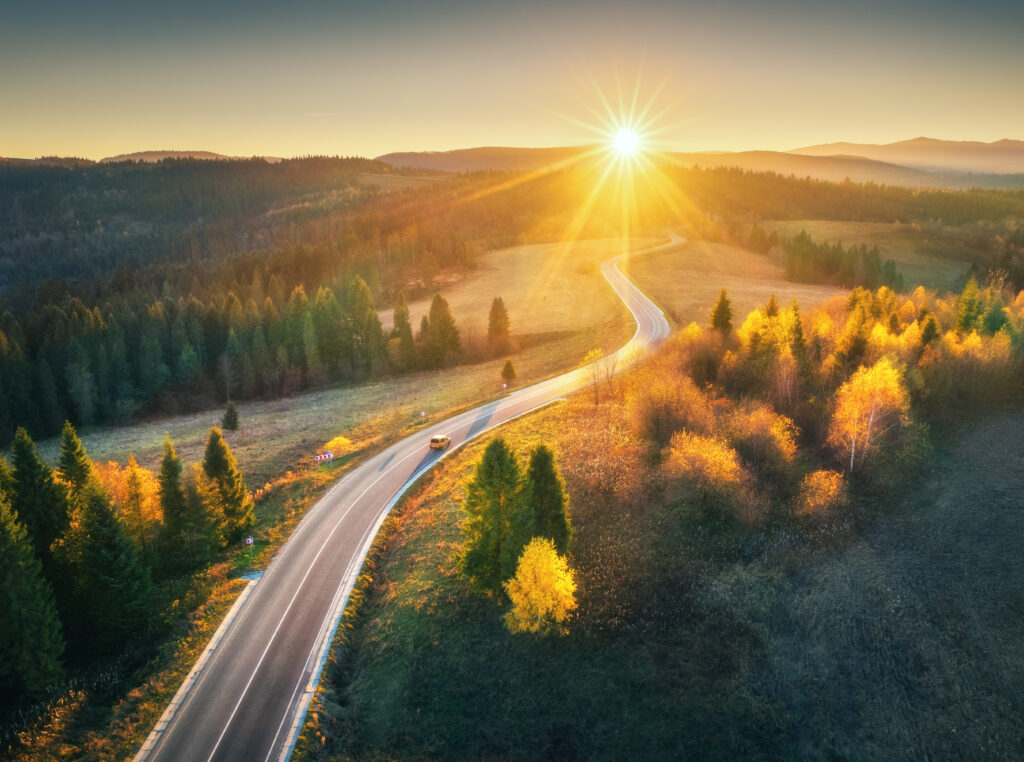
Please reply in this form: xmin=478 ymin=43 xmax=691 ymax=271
xmin=956 ymin=277 xmax=982 ymax=333
xmin=222 ymin=400 xmax=239 ymax=430
xmin=764 ymin=294 xmax=780 ymax=318
xmin=920 ymin=315 xmax=940 ymax=346
xmin=521 ymin=445 xmax=572 ymax=554
xmin=71 ymin=487 xmax=154 ymax=655
xmin=501 ymin=360 xmax=516 ymax=384
xmin=392 ymin=292 xmax=417 ymax=372
xmin=202 ymin=426 xmax=253 ymax=544
xmin=313 ymin=286 xmax=344 ymax=375
xmin=460 ymin=438 xmax=523 ymax=594
xmin=710 ymin=289 xmax=733 ymax=334
xmin=487 ymin=297 xmax=511 ymax=354
xmin=10 ymin=428 xmax=69 ymax=564
xmin=0 ymin=497 xmax=65 ymax=700
xmin=426 ymin=293 xmax=461 ymax=368
xmin=58 ymin=421 xmax=94 ymax=495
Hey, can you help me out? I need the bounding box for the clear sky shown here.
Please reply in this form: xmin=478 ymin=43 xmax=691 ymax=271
xmin=2 ymin=0 xmax=1022 ymax=160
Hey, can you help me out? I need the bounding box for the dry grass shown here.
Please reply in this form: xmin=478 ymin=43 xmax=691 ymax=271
xmin=761 ymin=219 xmax=971 ymax=291
xmin=381 ymin=237 xmax=661 ymax=336
xmin=627 ymin=239 xmax=843 ymax=325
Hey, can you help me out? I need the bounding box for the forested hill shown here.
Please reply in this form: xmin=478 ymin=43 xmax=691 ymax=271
xmin=1 ymin=159 xmax=1022 ymax=446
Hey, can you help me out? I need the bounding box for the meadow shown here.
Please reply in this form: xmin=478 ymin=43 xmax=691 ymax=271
xmin=627 ymin=238 xmax=843 ymax=324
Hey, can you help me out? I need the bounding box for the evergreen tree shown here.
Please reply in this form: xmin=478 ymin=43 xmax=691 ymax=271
xmin=202 ymin=426 xmax=253 ymax=544
xmin=160 ymin=437 xmax=214 ymax=571
xmin=36 ymin=358 xmax=65 ymax=435
xmin=313 ymin=286 xmax=344 ymax=375
xmin=710 ymin=289 xmax=733 ymax=334
xmin=981 ymin=299 xmax=1007 ymax=335
xmin=521 ymin=445 xmax=572 ymax=554
xmin=487 ymin=296 xmax=511 ymax=354
xmin=301 ymin=311 xmax=324 ymax=382
xmin=10 ymin=428 xmax=69 ymax=564
xmin=0 ymin=496 xmax=65 ymax=701
xmin=501 ymin=360 xmax=516 ymax=384
xmin=70 ymin=487 xmax=154 ymax=655
xmin=426 ymin=293 xmax=461 ymax=368
xmin=789 ymin=300 xmax=813 ymax=383
xmin=764 ymin=294 xmax=780 ymax=318
xmin=392 ymin=292 xmax=417 ymax=372
xmin=460 ymin=438 xmax=523 ymax=594
xmin=347 ymin=276 xmax=385 ymax=374
xmin=222 ymin=400 xmax=239 ymax=430
xmin=956 ymin=277 xmax=982 ymax=333
xmin=58 ymin=421 xmax=94 ymax=495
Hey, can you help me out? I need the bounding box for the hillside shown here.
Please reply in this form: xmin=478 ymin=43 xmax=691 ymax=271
xmin=377 ymin=145 xmax=1024 ymax=189
xmin=99 ymin=150 xmax=283 ymax=163
xmin=791 ymin=136 xmax=1024 ymax=174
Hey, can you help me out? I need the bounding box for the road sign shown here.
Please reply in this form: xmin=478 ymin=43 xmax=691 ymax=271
xmin=314 ymin=451 xmax=333 ymax=462
xmin=245 ymin=537 xmax=254 ymax=545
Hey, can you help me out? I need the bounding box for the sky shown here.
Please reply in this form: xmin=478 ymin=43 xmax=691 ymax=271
xmin=1 ymin=0 xmax=1022 ymax=160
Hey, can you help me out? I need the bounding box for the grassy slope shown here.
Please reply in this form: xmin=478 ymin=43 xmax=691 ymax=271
xmin=308 ymin=393 xmax=1024 ymax=760
xmin=760 ymin=220 xmax=972 ymax=292
xmin=626 ymin=239 xmax=844 ymax=325
xmin=35 ymin=238 xmax=652 ymax=484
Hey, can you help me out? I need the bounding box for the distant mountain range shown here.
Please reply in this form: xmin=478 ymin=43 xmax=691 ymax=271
xmin=376 ymin=138 xmax=1024 ymax=190
xmin=5 ymin=139 xmax=1024 ymax=190
xmin=790 ymin=137 xmax=1024 ymax=175
xmin=0 ymin=150 xmax=283 ymax=166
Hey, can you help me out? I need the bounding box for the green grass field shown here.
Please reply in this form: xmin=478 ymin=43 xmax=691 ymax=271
xmin=301 ymin=387 xmax=1024 ymax=760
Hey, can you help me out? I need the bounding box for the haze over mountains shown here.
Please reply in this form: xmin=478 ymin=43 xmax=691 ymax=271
xmin=378 ymin=138 xmax=1024 ymax=190
xmin=4 ymin=139 xmax=1024 ymax=190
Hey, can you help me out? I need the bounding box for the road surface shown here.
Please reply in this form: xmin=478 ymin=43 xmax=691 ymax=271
xmin=136 ymin=235 xmax=679 ymax=762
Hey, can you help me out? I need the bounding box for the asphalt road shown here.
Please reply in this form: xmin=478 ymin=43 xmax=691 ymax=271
xmin=136 ymin=235 xmax=678 ymax=762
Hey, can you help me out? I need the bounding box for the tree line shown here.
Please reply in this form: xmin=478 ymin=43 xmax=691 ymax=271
xmin=0 ymin=422 xmax=252 ymax=708
xmin=779 ymin=229 xmax=906 ymax=290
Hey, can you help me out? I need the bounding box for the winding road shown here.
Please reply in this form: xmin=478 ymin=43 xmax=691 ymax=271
xmin=136 ymin=234 xmax=678 ymax=762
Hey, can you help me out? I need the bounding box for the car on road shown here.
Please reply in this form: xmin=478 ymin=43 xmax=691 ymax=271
xmin=429 ymin=434 xmax=451 ymax=450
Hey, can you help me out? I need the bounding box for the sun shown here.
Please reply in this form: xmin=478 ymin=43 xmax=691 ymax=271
xmin=613 ymin=128 xmax=640 ymax=156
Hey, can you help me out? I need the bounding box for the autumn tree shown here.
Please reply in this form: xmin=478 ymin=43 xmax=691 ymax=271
xmin=827 ymin=358 xmax=910 ymax=474
xmin=710 ymin=289 xmax=733 ymax=334
xmin=0 ymin=496 xmax=65 ymax=701
xmin=503 ymin=538 xmax=577 ymax=635
xmin=94 ymin=457 xmax=162 ymax=564
xmin=487 ymin=296 xmax=511 ymax=355
xmin=202 ymin=426 xmax=253 ymax=543
xmin=521 ymin=445 xmax=572 ymax=553
xmin=460 ymin=438 xmax=524 ymax=595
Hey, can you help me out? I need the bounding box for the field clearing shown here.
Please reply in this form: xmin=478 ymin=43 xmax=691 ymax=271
xmin=382 ymin=237 xmax=662 ymax=336
xmin=761 ymin=219 xmax=972 ymax=292
xmin=626 ymin=239 xmax=844 ymax=324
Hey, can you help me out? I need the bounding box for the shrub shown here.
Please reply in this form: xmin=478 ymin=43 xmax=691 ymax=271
xmin=627 ymin=366 xmax=714 ymax=451
xmin=795 ymin=469 xmax=848 ymax=519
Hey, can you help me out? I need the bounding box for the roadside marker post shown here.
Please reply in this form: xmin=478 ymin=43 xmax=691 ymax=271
xmin=245 ymin=536 xmax=254 ymax=559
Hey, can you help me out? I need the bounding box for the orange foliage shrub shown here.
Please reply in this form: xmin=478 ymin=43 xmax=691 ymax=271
xmin=663 ymin=431 xmax=762 ymax=522
xmin=722 ymin=402 xmax=798 ymax=483
xmin=626 ymin=364 xmax=714 ymax=449
xmin=795 ymin=469 xmax=848 ymax=518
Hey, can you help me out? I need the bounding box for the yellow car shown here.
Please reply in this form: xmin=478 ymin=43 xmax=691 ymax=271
xmin=429 ymin=434 xmax=451 ymax=450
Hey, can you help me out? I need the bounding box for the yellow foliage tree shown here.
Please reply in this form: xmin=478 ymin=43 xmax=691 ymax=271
xmin=503 ymin=537 xmax=577 ymax=635
xmin=827 ymin=358 xmax=910 ymax=473
xmin=795 ymin=469 xmax=848 ymax=518
xmin=93 ymin=457 xmax=163 ymax=557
